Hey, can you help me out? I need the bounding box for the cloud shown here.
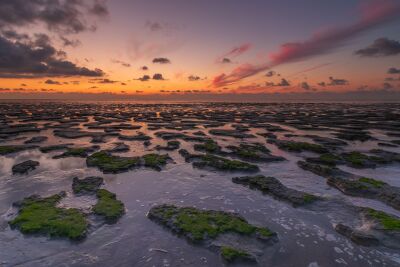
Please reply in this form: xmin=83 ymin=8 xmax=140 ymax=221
xmin=91 ymin=78 xmax=119 ymax=84
xmin=137 ymin=75 xmax=150 ymax=81
xmin=0 ymin=0 xmax=108 ymax=34
xmin=90 ymin=0 xmax=109 ymax=17
xmin=111 ymin=59 xmax=131 ymax=67
xmin=265 ymin=71 xmax=276 ymax=77
xmin=152 ymin=57 xmax=171 ymax=64
xmin=225 ymin=43 xmax=252 ymax=57
xmin=60 ymin=37 xmax=81 ymax=47
xmin=45 ymin=79 xmax=61 ymax=85
xmin=318 ymin=82 xmax=326 ymax=87
xmin=217 ymin=43 xmax=252 ymax=63
xmin=388 ymin=67 xmax=400 ymax=74
xmin=328 ymin=77 xmax=349 ymax=86
xmin=212 ymin=0 xmax=400 ymax=87
xmin=383 ymin=82 xmax=393 ymax=90
xmin=145 ymin=21 xmax=164 ymax=32
xmin=188 ymin=75 xmax=201 ymax=81
xmin=277 ymin=78 xmax=290 ymax=86
xmin=153 ymin=73 xmax=165 ymax=80
xmin=0 ymin=34 xmax=104 ymax=78
xmin=300 ymin=82 xmax=310 ymax=90
xmin=355 ymin=38 xmax=400 ymax=57
xmin=141 ymin=66 xmax=148 ymax=71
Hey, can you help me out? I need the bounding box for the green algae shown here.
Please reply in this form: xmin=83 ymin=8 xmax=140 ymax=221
xmin=93 ymin=189 xmax=125 ymax=223
xmin=220 ymin=246 xmax=254 ymax=263
xmin=9 ymin=193 xmax=87 ymax=240
xmin=148 ymin=204 xmax=274 ymax=243
xmin=359 ymin=177 xmax=387 ymax=188
xmin=366 ymin=209 xmax=400 ymax=231
xmin=86 ymin=151 xmax=139 ymax=173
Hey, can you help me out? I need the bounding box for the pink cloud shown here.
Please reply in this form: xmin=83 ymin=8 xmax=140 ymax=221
xmin=216 ymin=43 xmax=252 ymax=63
xmin=212 ymin=0 xmax=400 ymax=87
xmin=224 ymin=43 xmax=252 ymax=58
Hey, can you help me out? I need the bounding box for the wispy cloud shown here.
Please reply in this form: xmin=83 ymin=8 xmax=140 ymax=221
xmin=212 ymin=0 xmax=400 ymax=87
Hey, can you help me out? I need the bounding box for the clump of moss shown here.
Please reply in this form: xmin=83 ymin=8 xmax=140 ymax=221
xmin=228 ymin=143 xmax=285 ymax=163
xmin=194 ymin=140 xmax=221 ymax=153
xmin=366 ymin=208 xmax=400 ymax=230
xmin=142 ymin=153 xmax=170 ymax=171
xmin=359 ymin=177 xmax=387 ymax=188
xmin=148 ymin=204 xmax=274 ymax=243
xmin=314 ymin=153 xmax=341 ymax=166
xmin=9 ymin=193 xmax=88 ymax=240
xmin=297 ymin=161 xmax=335 ymax=177
xmin=93 ymin=189 xmax=125 ymax=223
xmin=256 ymin=227 xmax=274 ymax=238
xmin=72 ymin=176 xmax=103 ymax=194
xmin=342 ymin=152 xmax=370 ymax=167
xmin=232 ymin=175 xmax=319 ymax=206
xmin=195 ymin=154 xmax=259 ymax=172
xmin=0 ymin=145 xmax=36 ymax=155
xmin=86 ymin=151 xmax=139 ymax=173
xmin=53 ymin=147 xmax=96 ymax=159
xmin=275 ymin=141 xmax=328 ymax=154
xmin=220 ymin=246 xmax=255 ymax=263
xmin=0 ymin=146 xmax=20 ymax=155
xmin=303 ymin=193 xmax=318 ymax=203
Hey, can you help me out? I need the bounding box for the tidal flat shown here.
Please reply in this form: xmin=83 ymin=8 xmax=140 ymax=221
xmin=1 ymin=102 xmax=400 ymax=266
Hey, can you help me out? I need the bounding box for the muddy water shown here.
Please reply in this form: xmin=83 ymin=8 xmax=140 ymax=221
xmin=0 ymin=108 xmax=400 ymax=267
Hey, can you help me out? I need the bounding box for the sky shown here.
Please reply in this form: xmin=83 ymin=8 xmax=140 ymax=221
xmin=0 ymin=0 xmax=400 ymax=101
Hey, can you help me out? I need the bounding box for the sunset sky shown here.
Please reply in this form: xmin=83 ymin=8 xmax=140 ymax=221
xmin=0 ymin=0 xmax=400 ymax=100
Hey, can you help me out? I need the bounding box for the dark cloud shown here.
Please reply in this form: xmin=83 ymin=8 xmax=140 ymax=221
xmin=152 ymin=57 xmax=171 ymax=64
xmin=121 ymin=82 xmax=126 ymax=86
xmin=90 ymin=0 xmax=109 ymax=17
xmin=388 ymin=67 xmax=400 ymax=74
xmin=60 ymin=37 xmax=81 ymax=47
xmin=355 ymin=38 xmax=400 ymax=57
xmin=264 ymin=78 xmax=290 ymax=87
xmin=300 ymin=82 xmax=310 ymax=90
xmin=141 ymin=66 xmax=148 ymax=71
xmin=277 ymin=78 xmax=290 ymax=86
xmin=318 ymin=82 xmax=326 ymax=87
xmin=265 ymin=82 xmax=274 ymax=86
xmin=265 ymin=71 xmax=276 ymax=77
xmin=45 ymin=79 xmax=61 ymax=85
xmin=111 ymin=59 xmax=131 ymax=67
xmin=383 ymin=82 xmax=393 ymax=90
xmin=188 ymin=75 xmax=201 ymax=81
xmin=221 ymin=58 xmax=231 ymax=64
xmin=138 ymin=75 xmax=150 ymax=82
xmin=153 ymin=73 xmax=165 ymax=80
xmin=0 ymin=0 xmax=108 ymax=34
xmin=1 ymin=30 xmax=29 ymax=41
xmin=91 ymin=78 xmax=118 ymax=84
xmin=145 ymin=21 xmax=163 ymax=32
xmin=0 ymin=34 xmax=104 ymax=78
xmin=21 ymin=83 xmax=26 ymax=86
xmin=328 ymin=77 xmax=349 ymax=86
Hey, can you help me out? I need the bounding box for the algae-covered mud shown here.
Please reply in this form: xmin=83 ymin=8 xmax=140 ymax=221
xmin=1 ymin=102 xmax=400 ymax=266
